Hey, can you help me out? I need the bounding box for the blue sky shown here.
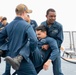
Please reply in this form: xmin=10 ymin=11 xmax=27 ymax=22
xmin=0 ymin=0 xmax=76 ymax=31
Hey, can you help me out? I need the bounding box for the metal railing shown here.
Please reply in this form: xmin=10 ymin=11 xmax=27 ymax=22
xmin=61 ymin=31 xmax=76 ymax=58
xmin=72 ymin=31 xmax=76 ymax=51
xmin=62 ymin=31 xmax=72 ymax=50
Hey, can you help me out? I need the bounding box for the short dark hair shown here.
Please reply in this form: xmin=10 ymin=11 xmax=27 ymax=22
xmin=1 ymin=17 xmax=7 ymax=22
xmin=36 ymin=25 xmax=47 ymax=32
xmin=46 ymin=8 xmax=56 ymax=15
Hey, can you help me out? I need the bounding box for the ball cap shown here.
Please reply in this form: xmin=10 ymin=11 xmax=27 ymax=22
xmin=16 ymin=4 xmax=32 ymax=13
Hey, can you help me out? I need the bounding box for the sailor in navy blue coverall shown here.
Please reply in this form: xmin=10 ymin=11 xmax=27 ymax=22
xmin=41 ymin=8 xmax=64 ymax=75
xmin=1 ymin=13 xmax=38 ymax=75
xmin=0 ymin=4 xmax=38 ymax=75
xmin=11 ymin=25 xmax=59 ymax=75
xmin=33 ymin=26 xmax=59 ymax=73
xmin=27 ymin=15 xmax=38 ymax=31
xmin=0 ymin=13 xmax=38 ymax=75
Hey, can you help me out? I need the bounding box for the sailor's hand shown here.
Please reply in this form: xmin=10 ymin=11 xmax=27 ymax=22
xmin=43 ymin=59 xmax=51 ymax=70
xmin=42 ymin=45 xmax=49 ymax=50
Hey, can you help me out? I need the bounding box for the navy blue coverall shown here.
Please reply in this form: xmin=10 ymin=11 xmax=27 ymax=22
xmin=32 ymin=37 xmax=59 ymax=73
xmin=0 ymin=22 xmax=2 ymax=28
xmin=13 ymin=36 xmax=59 ymax=75
xmin=41 ymin=21 xmax=64 ymax=75
xmin=0 ymin=17 xmax=38 ymax=75
xmin=30 ymin=20 xmax=38 ymax=31
xmin=1 ymin=18 xmax=38 ymax=75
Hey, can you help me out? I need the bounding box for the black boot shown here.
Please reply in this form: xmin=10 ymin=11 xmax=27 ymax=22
xmin=4 ymin=55 xmax=23 ymax=70
xmin=0 ymin=50 xmax=3 ymax=63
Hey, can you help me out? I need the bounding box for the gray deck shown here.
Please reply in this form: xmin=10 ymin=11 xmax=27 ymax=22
xmin=0 ymin=57 xmax=76 ymax=75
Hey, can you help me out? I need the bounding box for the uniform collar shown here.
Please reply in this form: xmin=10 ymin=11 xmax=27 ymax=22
xmin=14 ymin=16 xmax=24 ymax=20
xmin=46 ymin=21 xmax=57 ymax=27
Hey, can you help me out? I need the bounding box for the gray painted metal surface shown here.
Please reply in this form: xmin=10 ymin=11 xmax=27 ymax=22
xmin=0 ymin=58 xmax=76 ymax=75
